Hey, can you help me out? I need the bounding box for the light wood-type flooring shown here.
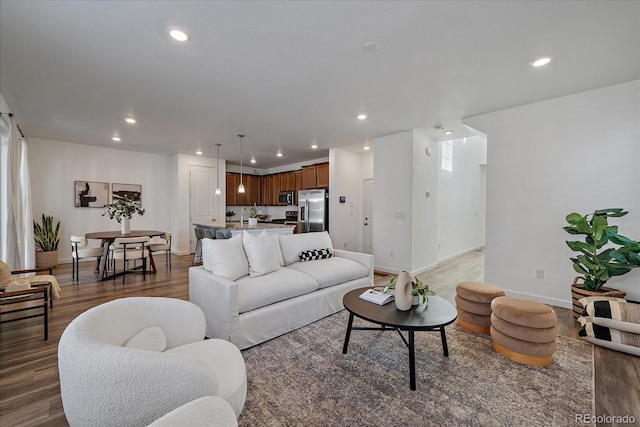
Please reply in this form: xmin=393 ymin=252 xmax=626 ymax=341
xmin=1 ymin=250 xmax=638 ymax=426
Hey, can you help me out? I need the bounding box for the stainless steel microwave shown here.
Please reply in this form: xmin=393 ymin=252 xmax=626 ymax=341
xmin=278 ymin=191 xmax=295 ymax=205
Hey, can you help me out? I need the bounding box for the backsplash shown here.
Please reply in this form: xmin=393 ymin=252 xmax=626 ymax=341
xmin=226 ymin=205 xmax=296 ymax=221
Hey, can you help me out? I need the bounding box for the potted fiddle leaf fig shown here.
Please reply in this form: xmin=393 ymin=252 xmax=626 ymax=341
xmin=563 ymin=208 xmax=640 ymax=319
xmin=34 ymin=214 xmax=60 ymax=268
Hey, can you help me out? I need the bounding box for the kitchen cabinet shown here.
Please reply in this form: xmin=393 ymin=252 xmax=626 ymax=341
xmin=294 ymin=171 xmax=303 ymax=191
xmin=301 ymin=163 xmax=329 ymax=189
xmin=281 ymin=171 xmax=295 ymax=191
xmin=269 ymin=174 xmax=281 ymax=206
xmin=247 ymin=175 xmax=260 ymax=206
xmin=260 ymin=176 xmax=270 ymax=206
xmin=225 ymin=173 xmax=238 ymax=205
xmin=316 ymin=163 xmax=329 ymax=188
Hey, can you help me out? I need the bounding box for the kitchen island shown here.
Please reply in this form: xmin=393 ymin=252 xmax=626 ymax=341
xmin=193 ymin=222 xmax=294 ymax=238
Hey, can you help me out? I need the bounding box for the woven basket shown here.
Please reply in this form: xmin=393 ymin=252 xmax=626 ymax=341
xmin=570 ymin=277 xmax=626 ymax=320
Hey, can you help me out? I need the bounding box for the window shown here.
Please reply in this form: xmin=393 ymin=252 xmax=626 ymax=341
xmin=441 ymin=140 xmax=453 ymax=172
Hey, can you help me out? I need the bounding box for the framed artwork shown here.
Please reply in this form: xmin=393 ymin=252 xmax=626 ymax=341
xmin=112 ymin=183 xmax=142 ymax=207
xmin=75 ymin=181 xmax=110 ymax=208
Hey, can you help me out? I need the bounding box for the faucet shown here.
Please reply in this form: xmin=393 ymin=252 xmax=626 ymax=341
xmin=240 ymin=207 xmax=248 ymax=226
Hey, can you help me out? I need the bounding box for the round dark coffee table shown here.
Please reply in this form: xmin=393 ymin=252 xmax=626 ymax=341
xmin=342 ymin=287 xmax=457 ymax=390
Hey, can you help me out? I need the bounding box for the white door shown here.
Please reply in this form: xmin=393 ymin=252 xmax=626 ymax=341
xmin=363 ymin=179 xmax=374 ymax=255
xmin=190 ymin=165 xmax=218 ymax=253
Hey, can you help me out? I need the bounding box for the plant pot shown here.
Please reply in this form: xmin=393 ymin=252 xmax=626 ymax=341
xmin=248 ymin=218 xmax=258 ymax=228
xmin=121 ymin=217 xmax=131 ymax=234
xmin=570 ymin=277 xmax=626 ymax=320
xmin=35 ymin=250 xmax=58 ymax=268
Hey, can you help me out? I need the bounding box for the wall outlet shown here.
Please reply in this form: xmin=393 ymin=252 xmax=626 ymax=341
xmin=536 ymin=269 xmax=544 ymax=279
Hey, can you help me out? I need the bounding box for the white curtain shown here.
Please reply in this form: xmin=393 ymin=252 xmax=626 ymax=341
xmin=0 ymin=115 xmax=35 ymax=269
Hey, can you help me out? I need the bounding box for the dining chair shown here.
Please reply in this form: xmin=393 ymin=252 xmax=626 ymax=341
xmin=215 ymin=229 xmax=232 ymax=239
xmin=70 ymin=235 xmax=104 ymax=281
xmin=150 ymin=232 xmax=172 ymax=269
xmin=193 ymin=228 xmax=205 ymax=266
xmin=110 ymin=237 xmax=151 ymax=284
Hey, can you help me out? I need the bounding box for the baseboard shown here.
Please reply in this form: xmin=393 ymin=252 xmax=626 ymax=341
xmin=410 ymin=263 xmax=438 ymax=276
xmin=372 ymin=263 xmax=438 ymax=277
xmin=503 ymin=289 xmax=571 ymax=309
xmin=437 ymin=245 xmax=485 ymax=263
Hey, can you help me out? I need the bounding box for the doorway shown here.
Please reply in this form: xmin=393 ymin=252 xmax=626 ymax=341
xmin=189 ymin=165 xmax=218 ymax=253
xmin=363 ymin=179 xmax=374 ymax=255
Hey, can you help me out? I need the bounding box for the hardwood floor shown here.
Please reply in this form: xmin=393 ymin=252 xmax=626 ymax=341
xmin=1 ymin=250 xmax=638 ymax=426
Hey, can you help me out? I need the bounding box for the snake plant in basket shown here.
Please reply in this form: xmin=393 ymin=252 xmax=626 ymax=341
xmin=33 ymin=214 xmax=60 ymax=267
xmin=563 ymin=208 xmax=640 ymax=319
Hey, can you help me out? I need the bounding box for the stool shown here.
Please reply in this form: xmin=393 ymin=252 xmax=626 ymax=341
xmin=455 ymin=282 xmax=505 ymax=334
xmin=490 ymin=296 xmax=558 ymax=366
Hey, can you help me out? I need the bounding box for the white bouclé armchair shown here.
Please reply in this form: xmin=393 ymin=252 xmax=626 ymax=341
xmin=58 ymin=297 xmax=247 ymax=427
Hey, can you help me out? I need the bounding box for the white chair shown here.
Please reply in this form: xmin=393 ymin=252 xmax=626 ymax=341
xmin=70 ymin=235 xmax=104 ymax=280
xmin=58 ymin=297 xmax=247 ymax=427
xmin=110 ymin=237 xmax=150 ymax=283
xmin=148 ymin=396 xmax=238 ymax=427
xmin=149 ymin=232 xmax=172 ymax=269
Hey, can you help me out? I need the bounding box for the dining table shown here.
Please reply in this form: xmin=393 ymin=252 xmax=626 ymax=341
xmin=85 ymin=230 xmax=165 ymax=280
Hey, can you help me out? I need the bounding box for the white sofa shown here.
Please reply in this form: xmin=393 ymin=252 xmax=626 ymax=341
xmin=58 ymin=297 xmax=247 ymax=427
xmin=189 ymin=231 xmax=373 ymax=349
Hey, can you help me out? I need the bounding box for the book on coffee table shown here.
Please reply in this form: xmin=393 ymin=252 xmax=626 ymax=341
xmin=359 ymin=288 xmax=394 ymax=305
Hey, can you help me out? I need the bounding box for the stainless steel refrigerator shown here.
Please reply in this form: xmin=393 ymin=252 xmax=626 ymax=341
xmin=298 ymin=189 xmax=329 ymax=233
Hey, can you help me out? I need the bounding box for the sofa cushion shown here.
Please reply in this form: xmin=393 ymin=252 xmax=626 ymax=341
xmin=235 ymin=268 xmax=319 ymax=313
xmin=202 ymin=234 xmax=249 ymax=281
xmin=279 ymin=231 xmax=333 ymax=266
xmin=287 ymin=257 xmax=370 ymax=289
xmin=269 ymin=234 xmax=284 ymax=267
xmin=299 ymin=248 xmax=332 ymax=261
xmin=242 ymin=231 xmax=280 ymax=278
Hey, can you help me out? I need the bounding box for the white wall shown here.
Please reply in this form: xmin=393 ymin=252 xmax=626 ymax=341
xmin=329 ymin=148 xmax=364 ymax=251
xmin=465 ymin=80 xmax=640 ymax=306
xmin=437 ymin=136 xmax=487 ymax=261
xmin=28 ymin=138 xmax=172 ymax=263
xmin=373 ymin=130 xmax=439 ymax=274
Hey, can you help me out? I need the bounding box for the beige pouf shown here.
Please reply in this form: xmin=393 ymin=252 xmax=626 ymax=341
xmin=455 ymin=282 xmax=505 ymax=334
xmin=490 ymin=296 xmax=558 ymax=366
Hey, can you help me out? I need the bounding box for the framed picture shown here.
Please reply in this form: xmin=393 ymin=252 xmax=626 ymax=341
xmin=112 ymin=183 xmax=142 ymax=207
xmin=75 ymin=181 xmax=110 ymax=208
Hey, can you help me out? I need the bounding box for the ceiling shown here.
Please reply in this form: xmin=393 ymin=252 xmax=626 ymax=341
xmin=1 ymin=1 xmax=638 ymax=168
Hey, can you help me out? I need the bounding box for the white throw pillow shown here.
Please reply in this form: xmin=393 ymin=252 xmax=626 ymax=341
xmin=269 ymin=234 xmax=285 ymax=267
xmin=124 ymin=326 xmax=167 ymax=352
xmin=243 ymin=231 xmax=280 ymax=277
xmin=202 ymin=234 xmax=249 ymax=281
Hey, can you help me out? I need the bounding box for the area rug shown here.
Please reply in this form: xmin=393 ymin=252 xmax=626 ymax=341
xmin=238 ymin=310 xmax=594 ymax=427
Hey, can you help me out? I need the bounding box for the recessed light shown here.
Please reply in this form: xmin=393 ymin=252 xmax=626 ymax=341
xmin=362 ymin=42 xmax=379 ymax=53
xmin=357 ymin=114 xmax=367 ymax=120
xmin=444 ymin=130 xmax=453 ymax=135
xmin=311 ymin=144 xmax=318 ymax=149
xmin=250 ymin=158 xmax=256 ymax=164
xmin=531 ymin=57 xmax=551 ymax=67
xmin=169 ymin=29 xmax=189 ymax=42
xmin=363 ymin=146 xmax=371 ymax=151
xmin=125 ymin=117 xmax=136 ymax=124
xmin=112 ymin=136 xmax=121 ymax=142
xmin=195 ymin=150 xmax=202 ymax=155
xmin=276 ymin=151 xmax=283 ymax=157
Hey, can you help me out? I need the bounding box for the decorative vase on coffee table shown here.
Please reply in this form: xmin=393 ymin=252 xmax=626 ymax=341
xmin=394 ymin=271 xmax=413 ymax=311
xmin=121 ymin=217 xmax=131 ymax=235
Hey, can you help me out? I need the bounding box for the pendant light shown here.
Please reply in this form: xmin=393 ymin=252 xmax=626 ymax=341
xmin=215 ymin=143 xmax=222 ymax=195
xmin=237 ymin=134 xmax=246 ymax=193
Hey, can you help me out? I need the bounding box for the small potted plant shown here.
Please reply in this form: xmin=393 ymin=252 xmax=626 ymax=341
xmin=248 ymin=204 xmax=258 ymax=227
xmin=564 ymin=208 xmax=640 ymax=319
xmin=383 ymin=273 xmax=435 ymax=306
xmin=226 ymin=210 xmax=236 ymax=222
xmin=34 ymin=214 xmax=60 ymax=268
xmin=102 ymin=196 xmax=145 ymax=234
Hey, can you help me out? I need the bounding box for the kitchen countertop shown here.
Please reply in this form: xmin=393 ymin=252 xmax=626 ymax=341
xmin=192 ymin=222 xmax=294 ymax=230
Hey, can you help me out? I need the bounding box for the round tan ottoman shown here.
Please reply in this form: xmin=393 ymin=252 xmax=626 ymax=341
xmin=455 ymin=282 xmax=505 ymax=334
xmin=490 ymin=296 xmax=558 ymax=366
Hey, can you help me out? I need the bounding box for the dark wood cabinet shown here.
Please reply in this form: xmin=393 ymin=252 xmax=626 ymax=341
xmin=247 ymin=175 xmax=260 ymax=206
xmin=317 ymin=163 xmax=329 ymax=188
xmin=260 ymin=176 xmax=270 ymax=206
xmin=281 ymin=171 xmax=295 ymax=191
xmin=301 ymin=163 xmax=329 ymax=189
xmin=225 ymin=173 xmax=238 ymax=205
xmin=269 ymin=174 xmax=281 ymax=206
xmin=294 ymin=171 xmax=303 ymax=191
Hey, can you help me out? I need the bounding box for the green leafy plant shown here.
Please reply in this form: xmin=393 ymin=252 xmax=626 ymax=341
xmin=33 ymin=214 xmax=60 ymax=252
xmin=249 ymin=203 xmax=258 ymax=218
xmin=102 ymin=196 xmax=145 ymax=223
xmin=564 ymin=208 xmax=640 ymax=291
xmin=383 ymin=274 xmax=435 ymax=303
